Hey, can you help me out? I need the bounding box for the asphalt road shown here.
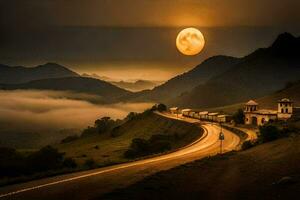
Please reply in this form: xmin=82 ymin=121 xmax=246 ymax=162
xmin=0 ymin=113 xmax=240 ymax=200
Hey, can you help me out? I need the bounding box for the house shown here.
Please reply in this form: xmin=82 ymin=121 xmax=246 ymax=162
xmin=277 ymin=98 xmax=293 ymax=119
xmin=217 ymin=115 xmax=232 ymax=123
xmin=199 ymin=111 xmax=209 ymax=120
xmin=244 ymin=98 xmax=293 ymax=126
xmin=182 ymin=109 xmax=192 ymax=117
xmin=169 ymin=107 xmax=179 ymax=115
xmin=208 ymin=112 xmax=219 ymax=121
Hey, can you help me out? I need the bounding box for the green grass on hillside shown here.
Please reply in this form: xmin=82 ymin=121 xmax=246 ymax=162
xmin=57 ymin=112 xmax=202 ymax=167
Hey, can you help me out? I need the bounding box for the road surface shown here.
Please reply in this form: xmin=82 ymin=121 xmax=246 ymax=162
xmin=0 ymin=113 xmax=240 ymax=200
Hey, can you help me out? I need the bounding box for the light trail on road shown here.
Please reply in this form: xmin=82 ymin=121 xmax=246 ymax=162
xmin=0 ymin=113 xmax=240 ymax=200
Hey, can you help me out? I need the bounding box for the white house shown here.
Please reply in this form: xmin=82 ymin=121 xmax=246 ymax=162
xmin=169 ymin=107 xmax=179 ymax=115
xmin=208 ymin=112 xmax=219 ymax=121
xmin=244 ymin=98 xmax=293 ymax=126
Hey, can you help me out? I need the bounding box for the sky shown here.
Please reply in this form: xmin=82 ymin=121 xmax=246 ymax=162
xmin=1 ymin=0 xmax=300 ymax=81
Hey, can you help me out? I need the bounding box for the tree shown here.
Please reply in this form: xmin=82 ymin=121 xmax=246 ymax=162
xmin=151 ymin=103 xmax=167 ymax=112
xmin=27 ymin=146 xmax=64 ymax=172
xmin=61 ymin=135 xmax=79 ymax=143
xmin=81 ymin=126 xmax=98 ymax=137
xmin=259 ymin=125 xmax=280 ymax=143
xmin=95 ymin=117 xmax=119 ymax=134
xmin=124 ymin=112 xmax=138 ymax=121
xmin=233 ymin=109 xmax=245 ymax=124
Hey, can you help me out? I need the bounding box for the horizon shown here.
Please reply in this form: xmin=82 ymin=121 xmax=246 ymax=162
xmin=1 ymin=1 xmax=300 ymax=199
xmin=2 ymin=29 xmax=299 ymax=82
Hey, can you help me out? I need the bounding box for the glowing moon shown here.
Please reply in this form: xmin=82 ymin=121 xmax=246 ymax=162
xmin=176 ymin=28 xmax=205 ymax=56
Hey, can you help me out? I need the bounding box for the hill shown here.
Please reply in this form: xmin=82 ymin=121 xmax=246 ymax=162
xmin=208 ymin=79 xmax=300 ymax=114
xmin=111 ymin=80 xmax=162 ymax=92
xmin=81 ymin=73 xmax=114 ymax=82
xmin=0 ymin=63 xmax=79 ymax=84
xmin=103 ymin=134 xmax=300 ymax=200
xmin=171 ymin=33 xmax=300 ymax=108
xmin=57 ymin=112 xmax=201 ymax=166
xmin=0 ymin=77 xmax=131 ymax=101
xmin=125 ymin=56 xmax=239 ymax=102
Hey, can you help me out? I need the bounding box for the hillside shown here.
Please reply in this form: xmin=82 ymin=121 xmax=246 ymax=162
xmin=0 ymin=63 xmax=79 ymax=84
xmin=125 ymin=56 xmax=239 ymax=102
xmin=171 ymin=33 xmax=300 ymax=108
xmin=57 ymin=112 xmax=201 ymax=166
xmin=103 ymin=135 xmax=300 ymax=200
xmin=0 ymin=77 xmax=131 ymax=101
xmin=111 ymin=80 xmax=162 ymax=92
xmin=208 ymin=79 xmax=300 ymax=114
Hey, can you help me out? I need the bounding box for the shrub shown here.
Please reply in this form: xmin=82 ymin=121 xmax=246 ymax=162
xmin=27 ymin=146 xmax=64 ymax=172
xmin=110 ymin=126 xmax=122 ymax=137
xmin=124 ymin=134 xmax=172 ymax=159
xmin=61 ymin=135 xmax=79 ymax=143
xmin=232 ymin=109 xmax=245 ymax=124
xmin=0 ymin=146 xmax=78 ymax=179
xmin=124 ymin=138 xmax=149 ymax=158
xmin=84 ymin=159 xmax=97 ymax=169
xmin=0 ymin=147 xmax=26 ymax=177
xmin=124 ymin=112 xmax=138 ymax=121
xmin=259 ymin=125 xmax=280 ymax=143
xmin=81 ymin=126 xmax=98 ymax=137
xmin=149 ymin=140 xmax=171 ymax=153
xmin=151 ymin=104 xmax=167 ymax=112
xmin=63 ymin=157 xmax=77 ymax=168
xmin=95 ymin=117 xmax=115 ymax=134
xmin=241 ymin=140 xmax=254 ymax=150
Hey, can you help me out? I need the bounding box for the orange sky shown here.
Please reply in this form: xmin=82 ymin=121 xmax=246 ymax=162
xmin=1 ymin=0 xmax=300 ymax=81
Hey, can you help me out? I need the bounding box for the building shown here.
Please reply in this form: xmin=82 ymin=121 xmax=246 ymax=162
xmin=182 ymin=109 xmax=192 ymax=117
xmin=278 ymin=98 xmax=293 ymax=119
xmin=169 ymin=107 xmax=179 ymax=115
xmin=208 ymin=112 xmax=219 ymax=121
xmin=199 ymin=111 xmax=209 ymax=120
xmin=244 ymin=98 xmax=293 ymax=126
xmin=217 ymin=115 xmax=232 ymax=123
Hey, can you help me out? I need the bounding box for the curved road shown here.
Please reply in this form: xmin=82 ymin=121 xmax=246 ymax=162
xmin=0 ymin=113 xmax=240 ymax=200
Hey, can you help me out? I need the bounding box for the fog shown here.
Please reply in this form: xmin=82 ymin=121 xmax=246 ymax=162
xmin=0 ymin=90 xmax=153 ymax=133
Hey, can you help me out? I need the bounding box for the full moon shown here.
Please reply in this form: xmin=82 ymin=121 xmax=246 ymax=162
xmin=176 ymin=28 xmax=205 ymax=56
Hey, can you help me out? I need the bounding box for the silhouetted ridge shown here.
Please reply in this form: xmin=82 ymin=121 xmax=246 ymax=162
xmin=169 ymin=32 xmax=300 ymax=108
xmin=270 ymin=32 xmax=300 ymax=56
xmin=0 ymin=63 xmax=79 ymax=84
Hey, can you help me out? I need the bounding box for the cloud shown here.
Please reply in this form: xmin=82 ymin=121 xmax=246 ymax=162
xmin=0 ymin=90 xmax=153 ymax=132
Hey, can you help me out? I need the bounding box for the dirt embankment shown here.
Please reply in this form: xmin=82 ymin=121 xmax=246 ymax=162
xmin=102 ymin=135 xmax=300 ymax=200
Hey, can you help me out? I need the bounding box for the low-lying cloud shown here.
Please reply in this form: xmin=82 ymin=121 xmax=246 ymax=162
xmin=0 ymin=90 xmax=153 ymax=133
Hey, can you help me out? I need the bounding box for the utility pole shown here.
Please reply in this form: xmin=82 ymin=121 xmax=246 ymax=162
xmin=219 ymin=122 xmax=225 ymax=154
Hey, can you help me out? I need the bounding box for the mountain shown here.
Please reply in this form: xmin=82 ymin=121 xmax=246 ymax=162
xmin=256 ymin=80 xmax=300 ymax=109
xmin=81 ymin=73 xmax=114 ymax=82
xmin=0 ymin=77 xmax=132 ymax=101
xmin=125 ymin=55 xmax=240 ymax=102
xmin=207 ymin=79 xmax=300 ymax=114
xmin=111 ymin=80 xmax=163 ymax=92
xmin=171 ymin=33 xmax=300 ymax=108
xmin=0 ymin=63 xmax=79 ymax=84
xmin=82 ymin=73 xmax=162 ymax=92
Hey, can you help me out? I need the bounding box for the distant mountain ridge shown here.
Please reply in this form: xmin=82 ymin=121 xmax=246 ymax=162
xmin=111 ymin=80 xmax=162 ymax=92
xmin=125 ymin=55 xmax=240 ymax=102
xmin=0 ymin=77 xmax=132 ymax=102
xmin=171 ymin=32 xmax=300 ymax=108
xmin=82 ymin=73 xmax=162 ymax=92
xmin=81 ymin=73 xmax=114 ymax=82
xmin=0 ymin=62 xmax=79 ymax=84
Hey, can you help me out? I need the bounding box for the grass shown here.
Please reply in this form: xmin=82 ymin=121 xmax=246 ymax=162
xmin=0 ymin=112 xmax=202 ymax=187
xmin=57 ymin=112 xmax=202 ymax=167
